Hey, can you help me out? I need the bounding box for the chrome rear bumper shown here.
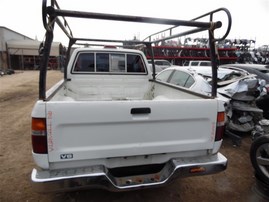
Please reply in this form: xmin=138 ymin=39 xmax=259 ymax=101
xmin=31 ymin=152 xmax=227 ymax=193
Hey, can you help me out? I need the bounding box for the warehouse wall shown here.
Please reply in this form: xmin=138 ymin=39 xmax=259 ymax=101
xmin=0 ymin=26 xmax=33 ymax=69
xmin=0 ymin=27 xmax=64 ymax=70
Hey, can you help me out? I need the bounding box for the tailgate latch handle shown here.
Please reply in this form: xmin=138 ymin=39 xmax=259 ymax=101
xmin=131 ymin=107 xmax=151 ymax=115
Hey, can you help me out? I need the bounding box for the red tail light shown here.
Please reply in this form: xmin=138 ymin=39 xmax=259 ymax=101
xmin=32 ymin=118 xmax=48 ymax=154
xmin=215 ymin=112 xmax=226 ymax=141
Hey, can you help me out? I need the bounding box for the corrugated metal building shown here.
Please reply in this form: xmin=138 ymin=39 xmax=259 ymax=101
xmin=0 ymin=26 xmax=64 ymax=70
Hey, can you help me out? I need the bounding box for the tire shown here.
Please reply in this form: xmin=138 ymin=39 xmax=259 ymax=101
xmin=250 ymin=135 xmax=269 ymax=184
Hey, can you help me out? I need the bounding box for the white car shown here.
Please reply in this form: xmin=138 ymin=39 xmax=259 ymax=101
xmin=156 ymin=66 xmax=244 ymax=103
xmin=156 ymin=66 xmax=212 ymax=96
xmin=184 ymin=60 xmax=212 ymax=67
xmin=148 ymin=59 xmax=173 ymax=69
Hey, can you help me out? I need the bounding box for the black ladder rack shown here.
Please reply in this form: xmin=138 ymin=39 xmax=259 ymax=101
xmin=39 ymin=0 xmax=232 ymax=100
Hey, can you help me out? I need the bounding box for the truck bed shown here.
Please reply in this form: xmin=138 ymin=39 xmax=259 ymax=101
xmin=49 ymin=75 xmax=208 ymax=102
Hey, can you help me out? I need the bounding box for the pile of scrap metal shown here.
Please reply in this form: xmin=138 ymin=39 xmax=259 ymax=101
xmin=218 ymin=76 xmax=269 ymax=142
xmin=188 ymin=66 xmax=269 ymax=145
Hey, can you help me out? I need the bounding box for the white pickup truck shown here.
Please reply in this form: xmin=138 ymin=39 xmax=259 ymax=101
xmin=31 ymin=1 xmax=232 ymax=193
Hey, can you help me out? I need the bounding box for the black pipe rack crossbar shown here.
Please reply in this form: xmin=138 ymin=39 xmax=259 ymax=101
xmin=39 ymin=0 xmax=232 ymax=100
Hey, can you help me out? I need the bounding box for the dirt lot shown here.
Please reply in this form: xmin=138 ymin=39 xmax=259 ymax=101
xmin=0 ymin=71 xmax=267 ymax=202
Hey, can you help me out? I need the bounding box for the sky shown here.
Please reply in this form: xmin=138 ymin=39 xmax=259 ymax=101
xmin=0 ymin=0 xmax=268 ymax=48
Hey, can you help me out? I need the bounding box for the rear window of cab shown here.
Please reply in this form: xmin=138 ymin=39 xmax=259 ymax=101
xmin=72 ymin=52 xmax=147 ymax=74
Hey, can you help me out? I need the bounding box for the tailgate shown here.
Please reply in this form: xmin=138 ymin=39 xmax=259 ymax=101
xmin=46 ymin=99 xmax=218 ymax=162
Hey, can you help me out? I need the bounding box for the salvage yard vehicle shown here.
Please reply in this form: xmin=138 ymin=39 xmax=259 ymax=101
xmin=6 ymin=69 xmax=15 ymax=75
xmin=220 ymin=64 xmax=269 ymax=84
xmin=250 ymin=134 xmax=269 ymax=184
xmin=0 ymin=68 xmax=15 ymax=76
xmin=181 ymin=65 xmax=268 ymax=145
xmin=156 ymin=66 xmax=212 ymax=96
xmin=147 ymin=59 xmax=173 ymax=72
xmin=213 ymin=66 xmax=269 ymax=139
xmin=31 ymin=0 xmax=232 ymax=193
xmin=184 ymin=60 xmax=212 ymax=66
xmin=220 ymin=64 xmax=269 ymax=121
xmin=250 ymin=134 xmax=269 ymax=197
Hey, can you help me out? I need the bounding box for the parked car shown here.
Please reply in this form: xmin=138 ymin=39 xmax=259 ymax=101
xmin=148 ymin=59 xmax=173 ymax=69
xmin=156 ymin=66 xmax=213 ymax=96
xmin=148 ymin=59 xmax=173 ymax=73
xmin=179 ymin=65 xmax=255 ymax=89
xmin=184 ymin=60 xmax=212 ymax=66
xmin=220 ymin=64 xmax=269 ymax=84
xmin=156 ymin=65 xmax=254 ymax=100
xmin=6 ymin=69 xmax=15 ymax=75
xmin=220 ymin=64 xmax=269 ymax=119
xmin=0 ymin=68 xmax=15 ymax=76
